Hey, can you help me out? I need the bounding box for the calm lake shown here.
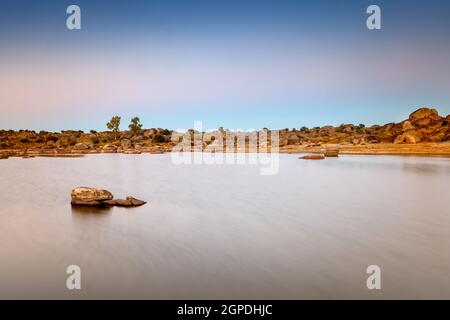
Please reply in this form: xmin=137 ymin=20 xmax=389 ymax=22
xmin=0 ymin=154 xmax=449 ymax=299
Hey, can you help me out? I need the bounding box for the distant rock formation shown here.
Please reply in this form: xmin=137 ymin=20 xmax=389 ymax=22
xmin=0 ymin=107 xmax=448 ymax=156
xmin=394 ymin=108 xmax=448 ymax=144
xmin=71 ymin=187 xmax=146 ymax=208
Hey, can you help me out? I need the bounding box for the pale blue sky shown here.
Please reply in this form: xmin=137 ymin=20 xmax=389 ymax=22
xmin=0 ymin=0 xmax=449 ymax=131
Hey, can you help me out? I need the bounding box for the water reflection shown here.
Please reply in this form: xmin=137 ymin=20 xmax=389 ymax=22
xmin=71 ymin=205 xmax=113 ymax=215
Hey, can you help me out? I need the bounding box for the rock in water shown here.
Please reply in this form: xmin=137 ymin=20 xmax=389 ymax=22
xmin=127 ymin=196 xmax=146 ymax=206
xmin=71 ymin=187 xmax=114 ymax=206
xmin=71 ymin=187 xmax=146 ymax=208
xmin=324 ymin=149 xmax=339 ymax=157
xmin=299 ymin=154 xmax=325 ymax=160
xmin=104 ymin=197 xmax=146 ymax=207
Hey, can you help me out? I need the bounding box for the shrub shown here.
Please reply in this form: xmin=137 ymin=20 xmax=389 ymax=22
xmin=152 ymin=134 xmax=166 ymax=143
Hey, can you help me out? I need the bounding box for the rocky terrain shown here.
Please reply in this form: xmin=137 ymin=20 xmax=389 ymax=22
xmin=0 ymin=107 xmax=449 ymax=158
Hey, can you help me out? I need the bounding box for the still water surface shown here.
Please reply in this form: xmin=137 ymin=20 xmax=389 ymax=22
xmin=0 ymin=154 xmax=449 ymax=299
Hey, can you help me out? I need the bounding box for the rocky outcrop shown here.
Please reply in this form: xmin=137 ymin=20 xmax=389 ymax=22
xmin=409 ymin=108 xmax=441 ymax=123
xmin=71 ymin=187 xmax=114 ymax=206
xmin=71 ymin=187 xmax=146 ymax=208
xmin=0 ymin=108 xmax=448 ymax=154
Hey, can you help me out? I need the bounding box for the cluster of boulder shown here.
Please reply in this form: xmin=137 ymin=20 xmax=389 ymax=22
xmin=279 ymin=107 xmax=449 ymax=146
xmin=0 ymin=128 xmax=173 ymax=156
xmin=0 ymin=108 xmax=448 ymax=158
xmin=393 ymin=108 xmax=448 ymax=144
xmin=71 ymin=187 xmax=146 ymax=207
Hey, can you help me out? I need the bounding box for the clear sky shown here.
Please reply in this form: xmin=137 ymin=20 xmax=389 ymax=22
xmin=0 ymin=0 xmax=449 ymax=131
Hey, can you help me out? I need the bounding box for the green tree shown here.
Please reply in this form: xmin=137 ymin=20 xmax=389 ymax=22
xmin=128 ymin=117 xmax=143 ymax=133
xmin=106 ymin=116 xmax=121 ymax=139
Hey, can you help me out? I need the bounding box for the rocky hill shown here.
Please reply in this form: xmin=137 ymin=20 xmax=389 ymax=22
xmin=278 ymin=107 xmax=449 ymax=146
xmin=0 ymin=107 xmax=449 ymax=157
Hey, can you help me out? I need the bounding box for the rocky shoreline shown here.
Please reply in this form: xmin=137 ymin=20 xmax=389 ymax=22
xmin=1 ymin=107 xmax=449 ymax=158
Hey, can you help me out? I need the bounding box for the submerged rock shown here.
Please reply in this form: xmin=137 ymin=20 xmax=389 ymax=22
xmin=104 ymin=197 xmax=146 ymax=207
xmin=324 ymin=148 xmax=339 ymax=157
xmin=71 ymin=187 xmax=146 ymax=208
xmin=299 ymin=154 xmax=325 ymax=160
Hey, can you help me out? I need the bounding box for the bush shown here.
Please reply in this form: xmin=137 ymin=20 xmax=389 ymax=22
xmin=46 ymin=135 xmax=58 ymax=142
xmin=300 ymin=126 xmax=310 ymax=133
xmin=152 ymin=134 xmax=166 ymax=143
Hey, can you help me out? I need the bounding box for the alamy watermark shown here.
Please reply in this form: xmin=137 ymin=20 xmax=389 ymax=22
xmin=66 ymin=4 xmax=381 ymax=31
xmin=366 ymin=265 xmax=381 ymax=290
xmin=66 ymin=5 xmax=81 ymax=30
xmin=66 ymin=265 xmax=81 ymax=290
xmin=170 ymin=121 xmax=280 ymax=176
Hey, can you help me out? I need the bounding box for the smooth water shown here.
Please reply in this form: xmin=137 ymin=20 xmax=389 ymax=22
xmin=0 ymin=154 xmax=449 ymax=299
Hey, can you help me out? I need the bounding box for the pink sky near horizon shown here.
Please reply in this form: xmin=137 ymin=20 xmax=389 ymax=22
xmin=1 ymin=41 xmax=450 ymax=130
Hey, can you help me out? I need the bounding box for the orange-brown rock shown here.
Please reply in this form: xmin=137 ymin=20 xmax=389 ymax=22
xmin=300 ymin=154 xmax=325 ymax=160
xmin=402 ymin=121 xmax=414 ymax=132
xmin=394 ymin=130 xmax=422 ymax=144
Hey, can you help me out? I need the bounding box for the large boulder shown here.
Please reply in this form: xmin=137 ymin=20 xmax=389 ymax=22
xmin=71 ymin=187 xmax=113 ymax=206
xmin=71 ymin=187 xmax=146 ymax=208
xmin=73 ymin=143 xmax=90 ymax=150
xmin=409 ymin=107 xmax=441 ymax=124
xmin=394 ymin=130 xmax=422 ymax=144
xmin=101 ymin=144 xmax=118 ymax=153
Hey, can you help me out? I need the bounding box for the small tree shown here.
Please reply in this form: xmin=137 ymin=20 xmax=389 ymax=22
xmin=300 ymin=126 xmax=309 ymax=132
xmin=107 ymin=116 xmax=121 ymax=139
xmin=128 ymin=117 xmax=143 ymax=133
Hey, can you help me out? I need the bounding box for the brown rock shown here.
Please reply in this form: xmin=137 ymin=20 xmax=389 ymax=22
xmin=111 ymin=197 xmax=146 ymax=207
xmin=324 ymin=149 xmax=339 ymax=157
xmin=121 ymin=138 xmax=132 ymax=148
xmin=409 ymin=107 xmax=440 ymax=122
xmin=413 ymin=118 xmax=433 ymax=127
xmin=402 ymin=121 xmax=414 ymax=132
xmin=102 ymin=144 xmax=118 ymax=153
xmin=394 ymin=130 xmax=422 ymax=144
xmin=127 ymin=196 xmax=146 ymax=206
xmin=299 ymin=154 xmax=325 ymax=160
xmin=73 ymin=142 xmax=90 ymax=150
xmin=71 ymin=187 xmax=114 ymax=205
